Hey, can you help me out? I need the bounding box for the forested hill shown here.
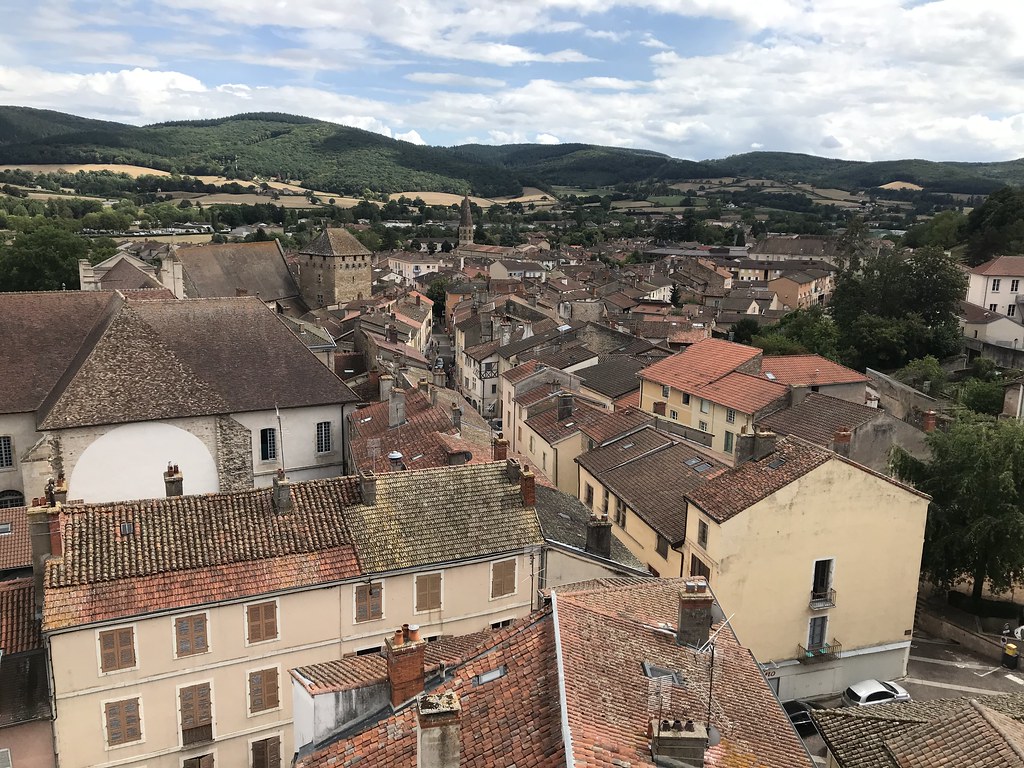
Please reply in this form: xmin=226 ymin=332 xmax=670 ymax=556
xmin=1 ymin=106 xmax=1022 ymax=196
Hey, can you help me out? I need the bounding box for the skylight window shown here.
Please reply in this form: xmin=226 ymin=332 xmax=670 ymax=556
xmin=0 ymin=522 xmax=11 ymax=535
xmin=768 ymin=458 xmax=788 ymax=469
xmin=473 ymin=665 xmax=508 ymax=685
xmin=642 ymin=661 xmax=685 ymax=685
xmin=685 ymin=457 xmax=702 ymax=467
xmin=694 ymin=462 xmax=713 ymax=472
xmin=765 ymin=372 xmax=777 ymax=380
xmin=119 ymin=521 xmax=135 ymax=536
xmin=621 ymin=442 xmax=635 ymax=450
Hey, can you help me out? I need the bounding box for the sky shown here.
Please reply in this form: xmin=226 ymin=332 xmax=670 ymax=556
xmin=1 ymin=0 xmax=1023 ymax=163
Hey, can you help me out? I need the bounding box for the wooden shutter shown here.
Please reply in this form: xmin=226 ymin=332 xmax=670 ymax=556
xmin=248 ymin=602 xmax=277 ymax=643
xmin=105 ymin=698 xmax=141 ymax=746
xmin=416 ymin=574 xmax=441 ymax=611
xmin=253 ymin=736 xmax=281 ymax=768
xmin=176 ymin=614 xmax=207 ymax=656
xmin=249 ymin=668 xmax=279 ymax=712
xmin=180 ymin=683 xmax=212 ymax=744
xmin=491 ymin=560 xmax=516 ymax=598
xmin=100 ymin=628 xmax=135 ymax=672
xmin=355 ymin=584 xmax=382 ymax=622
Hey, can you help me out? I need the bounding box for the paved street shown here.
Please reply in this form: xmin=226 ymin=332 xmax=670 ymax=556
xmin=903 ymin=631 xmax=1024 ymax=700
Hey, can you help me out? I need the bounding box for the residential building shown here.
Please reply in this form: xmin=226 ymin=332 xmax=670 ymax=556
xmin=576 ymin=357 xmax=646 ymax=410
xmin=961 ymin=300 xmax=1024 ymax=368
xmin=578 ymin=428 xmax=929 ymax=699
xmin=489 ymin=259 xmax=546 ymax=282
xmin=298 ymin=229 xmax=372 ymax=309
xmin=759 ymin=355 xmax=868 ymax=404
xmin=294 ymin=577 xmax=813 ymax=768
xmin=0 ymin=292 xmax=359 ymax=507
xmin=31 ymin=460 xmax=633 ymax=768
xmin=385 ymin=253 xmax=451 ymax=285
xmin=768 ymin=268 xmax=834 ymax=309
xmin=966 ymin=255 xmax=1024 ymax=321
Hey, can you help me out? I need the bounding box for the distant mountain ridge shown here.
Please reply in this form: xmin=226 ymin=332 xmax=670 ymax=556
xmin=0 ymin=106 xmax=1021 ymax=196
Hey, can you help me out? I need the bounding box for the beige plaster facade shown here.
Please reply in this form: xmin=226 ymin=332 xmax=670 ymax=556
xmin=639 ymin=379 xmax=755 ymax=461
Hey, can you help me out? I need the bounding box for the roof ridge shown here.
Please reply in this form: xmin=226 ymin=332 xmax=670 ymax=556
xmin=970 ymin=699 xmax=1024 ymax=762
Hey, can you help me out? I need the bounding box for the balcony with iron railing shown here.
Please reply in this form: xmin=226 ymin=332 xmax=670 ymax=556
xmin=809 ymin=588 xmax=836 ymax=610
xmin=797 ymin=639 xmax=842 ymax=664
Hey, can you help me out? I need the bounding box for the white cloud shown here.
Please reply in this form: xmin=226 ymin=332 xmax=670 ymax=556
xmin=639 ymin=34 xmax=670 ymax=49
xmin=395 ymin=129 xmax=426 ymax=144
xmin=536 ymin=133 xmax=561 ymax=144
xmin=405 ymin=73 xmax=507 ymax=88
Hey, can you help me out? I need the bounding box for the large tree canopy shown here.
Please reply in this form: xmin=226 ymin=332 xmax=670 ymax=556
xmin=0 ymin=226 xmax=93 ymax=291
xmin=892 ymin=417 xmax=1024 ymax=602
xmin=964 ymin=186 xmax=1024 ymax=267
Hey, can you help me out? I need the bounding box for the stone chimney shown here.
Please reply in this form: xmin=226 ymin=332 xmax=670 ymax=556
xmin=385 ymin=624 xmax=426 ymax=707
xmin=520 ymin=466 xmax=536 ymax=507
xmin=501 ymin=322 xmax=512 ymax=347
xmin=450 ymin=402 xmax=462 ymax=432
xmin=433 ymin=371 xmax=446 ymax=389
xmin=360 ymin=470 xmax=377 ymax=506
xmin=272 ymin=468 xmax=292 ymax=513
xmin=832 ymin=428 xmax=852 ymax=458
xmin=418 ymin=377 xmax=430 ymax=395
xmin=735 ymin=428 xmax=778 ymax=464
xmin=418 ymin=692 xmax=462 ymax=768
xmin=650 ymin=718 xmax=707 ymax=767
xmin=164 ymin=462 xmax=183 ymax=497
xmin=557 ymin=393 xmax=574 ymax=422
xmin=387 ymin=324 xmax=400 ymax=344
xmin=677 ymin=579 xmax=713 ymax=649
xmin=389 ymin=389 xmax=407 ymax=428
xmin=923 ymin=410 xmax=937 ymax=433
xmin=380 ymin=374 xmax=395 ymax=402
xmin=27 ymin=502 xmax=62 ymax=618
xmin=586 ymin=514 xmax=612 ymax=559
xmin=492 ymin=435 xmax=509 ymax=461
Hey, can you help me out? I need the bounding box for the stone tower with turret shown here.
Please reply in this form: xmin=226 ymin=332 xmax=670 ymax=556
xmin=458 ymin=196 xmax=474 ymax=248
xmin=298 ymin=228 xmax=372 ymax=308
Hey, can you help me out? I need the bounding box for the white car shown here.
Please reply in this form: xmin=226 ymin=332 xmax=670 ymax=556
xmin=841 ymin=679 xmax=911 ymax=707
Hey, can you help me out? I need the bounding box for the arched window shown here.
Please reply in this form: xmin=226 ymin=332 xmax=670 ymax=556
xmin=0 ymin=490 xmax=25 ymax=509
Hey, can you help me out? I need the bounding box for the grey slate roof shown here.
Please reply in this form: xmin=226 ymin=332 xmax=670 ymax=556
xmin=577 ymin=357 xmax=645 ymax=398
xmin=176 ymin=240 xmax=301 ymax=301
xmin=758 ymin=392 xmax=882 ymax=446
xmin=534 ymin=486 xmax=643 ymax=570
xmin=301 ymin=229 xmax=372 ymax=257
xmin=98 ymin=258 xmax=163 ymax=291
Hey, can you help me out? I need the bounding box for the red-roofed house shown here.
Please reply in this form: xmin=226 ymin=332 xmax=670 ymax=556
xmin=966 ymin=255 xmax=1024 ymax=322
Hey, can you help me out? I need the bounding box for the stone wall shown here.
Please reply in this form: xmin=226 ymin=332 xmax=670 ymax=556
xmin=216 ymin=415 xmax=254 ymax=492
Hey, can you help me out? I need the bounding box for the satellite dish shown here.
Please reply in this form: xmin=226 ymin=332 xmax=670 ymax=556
xmin=707 ymin=725 xmax=722 ymax=747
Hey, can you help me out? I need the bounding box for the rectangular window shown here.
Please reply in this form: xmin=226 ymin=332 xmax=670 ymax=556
xmin=315 ymin=421 xmax=332 ymax=453
xmin=260 ymin=428 xmax=277 ymax=462
xmin=699 ymin=420 xmax=708 ymax=432
xmin=104 ymin=698 xmax=142 ymax=747
xmin=992 ymin=278 xmax=1002 ymax=292
xmin=183 ymin=756 xmax=214 ymax=768
xmin=700 ymin=399 xmax=710 ymax=414
xmin=585 ymin=484 xmax=594 ymax=507
xmin=490 ymin=559 xmax=517 ymax=599
xmin=1013 ymin=280 xmax=1020 ymax=293
xmin=661 ymin=385 xmax=670 ymax=398
xmin=614 ymin=498 xmax=626 ymax=528
xmin=246 ymin=601 xmax=278 ymax=644
xmin=491 ymin=383 xmax=497 ymax=394
xmin=248 ymin=668 xmax=280 ymax=714
xmin=990 ymin=303 xmax=998 ymax=312
xmin=690 ymin=554 xmax=711 ymax=580
xmin=415 ymin=573 xmax=442 ymax=612
xmin=529 ymin=435 xmax=534 ymax=452
xmin=1010 ymin=305 xmax=1017 ymax=318
xmin=175 ymin=614 xmax=209 ymax=657
xmin=808 ymin=616 xmax=828 ymax=649
xmin=99 ymin=627 xmax=136 ymax=673
xmin=252 ymin=736 xmax=282 ymax=768
xmin=0 ymin=436 xmax=12 ymax=468
xmin=682 ymin=393 xmax=691 ymax=405
xmin=656 ymin=534 xmax=670 ymax=559
xmin=602 ymin=489 xmax=609 ymax=514
xmin=669 ymin=409 xmax=678 ymax=420
xmin=698 ymin=520 xmax=709 ymax=548
xmin=179 ymin=683 xmax=213 ymax=746
xmin=723 ymin=430 xmax=734 ymax=454
xmin=355 ymin=582 xmax=383 ymax=623
xmin=812 ymin=558 xmax=834 ymax=597
xmin=726 ymin=408 xmax=736 ymax=424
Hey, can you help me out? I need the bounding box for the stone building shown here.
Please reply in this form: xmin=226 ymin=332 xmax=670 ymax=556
xmin=298 ymin=229 xmax=372 ymax=309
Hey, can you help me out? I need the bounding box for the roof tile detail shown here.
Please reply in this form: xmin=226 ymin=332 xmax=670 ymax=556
xmin=0 ymin=578 xmax=42 ymax=655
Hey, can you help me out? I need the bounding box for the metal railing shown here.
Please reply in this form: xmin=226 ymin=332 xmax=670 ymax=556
xmin=797 ymin=639 xmax=842 ymax=664
xmin=809 ymin=588 xmax=836 ymax=610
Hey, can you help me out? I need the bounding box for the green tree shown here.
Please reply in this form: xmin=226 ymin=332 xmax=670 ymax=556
xmin=730 ymin=317 xmax=761 ymax=345
xmin=959 ymin=379 xmax=1005 ymax=416
xmin=426 ymin=277 xmax=450 ymax=319
xmin=892 ymin=417 xmax=1024 ymax=603
xmin=964 ymin=186 xmax=1024 ymax=266
xmin=669 ymin=283 xmax=681 ymax=307
xmin=0 ymin=226 xmax=92 ymax=291
xmin=895 ymin=356 xmax=947 ymax=396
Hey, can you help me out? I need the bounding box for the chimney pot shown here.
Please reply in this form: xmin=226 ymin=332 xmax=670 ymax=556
xmin=272 ymin=469 xmax=292 ymax=513
xmin=923 ymin=410 xmax=938 ymax=433
xmin=164 ymin=462 xmax=184 ymax=497
xmin=409 ymin=624 xmax=421 ymax=642
xmin=492 ymin=435 xmax=509 ymax=461
xmin=386 ymin=625 xmax=426 ymax=707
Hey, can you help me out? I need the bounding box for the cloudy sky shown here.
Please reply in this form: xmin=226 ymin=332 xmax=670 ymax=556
xmin=1 ymin=0 xmax=1023 ymax=162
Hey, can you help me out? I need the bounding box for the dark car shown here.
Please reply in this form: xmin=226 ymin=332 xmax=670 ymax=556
xmin=783 ymin=699 xmax=824 ymax=736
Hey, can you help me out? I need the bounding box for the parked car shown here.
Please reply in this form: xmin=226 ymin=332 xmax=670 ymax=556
xmin=434 ymin=357 xmax=445 ymax=370
xmin=783 ymin=700 xmax=824 ymax=736
xmin=488 ymin=419 xmax=503 ymax=433
xmin=841 ymin=679 xmax=911 ymax=707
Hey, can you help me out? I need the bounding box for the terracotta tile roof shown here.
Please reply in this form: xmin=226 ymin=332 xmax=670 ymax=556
xmin=554 ymin=578 xmax=812 ymax=767
xmin=297 ymin=613 xmax=563 ymax=768
xmin=579 ymin=407 xmax=654 ymax=446
xmin=694 ymin=370 xmax=790 ymax=415
xmin=688 ymin=437 xmax=831 ymax=523
xmin=614 ymin=390 xmax=641 ymax=410
xmin=514 ymin=383 xmax=562 ymax=408
xmin=300 ymin=228 xmax=372 ymax=257
xmin=814 ymin=693 xmax=1024 ymax=768
xmin=343 ymin=463 xmax=545 ymax=574
xmin=578 ymin=357 xmax=645 ymax=398
xmin=0 ymin=291 xmax=120 ymax=415
xmin=0 ymin=578 xmax=41 ymax=655
xmin=758 ymin=392 xmax=882 ymax=446
xmin=577 ymin=425 xmax=677 ymax=476
xmin=638 ymin=338 xmax=762 ymax=390
xmin=0 ymin=506 xmax=31 ymax=571
xmin=501 ymin=360 xmax=539 ymax=383
xmin=525 ymin=397 xmax=609 ymax=444
xmin=37 ymin=296 xmax=358 ymax=430
xmin=177 ymin=240 xmax=301 ymax=301
xmin=292 ymin=628 xmax=496 ymax=695
xmin=760 ymin=354 xmax=868 ymax=386
xmin=972 ymin=255 xmax=1024 ymax=276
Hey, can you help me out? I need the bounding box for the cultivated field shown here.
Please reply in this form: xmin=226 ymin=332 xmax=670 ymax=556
xmin=879 ymin=180 xmax=924 ymax=191
xmin=0 ymin=163 xmax=172 ymax=177
xmin=192 ymin=193 xmax=328 ymax=208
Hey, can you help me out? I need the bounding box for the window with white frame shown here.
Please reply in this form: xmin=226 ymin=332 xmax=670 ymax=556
xmin=669 ymin=409 xmax=678 ymax=420
xmin=0 ymin=436 xmax=12 ymax=468
xmin=661 ymin=385 xmax=670 ymax=398
xmin=1010 ymin=305 xmax=1018 ymax=318
xmin=990 ymin=304 xmax=998 ymax=312
xmin=697 ymin=520 xmax=709 ymax=548
xmin=700 ymin=399 xmax=710 ymax=414
xmin=726 ymin=408 xmax=736 ymax=424
xmin=315 ymin=421 xmax=332 ymax=454
xmin=259 ymin=428 xmax=277 ymax=462
xmin=993 ymin=278 xmax=1002 ymax=292
xmin=1014 ymin=280 xmax=1020 ymax=293
xmin=699 ymin=420 xmax=708 ymax=432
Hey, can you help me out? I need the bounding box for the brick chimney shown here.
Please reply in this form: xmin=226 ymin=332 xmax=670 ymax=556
xmin=26 ymin=502 xmax=62 ymax=619
xmin=389 ymin=389 xmax=407 ymax=427
xmin=380 ymin=373 xmax=395 ymax=402
xmin=557 ymin=393 xmax=574 ymax=421
xmin=492 ymin=435 xmax=509 ymax=461
xmin=385 ymin=624 xmax=426 ymax=707
xmin=651 ymin=718 xmax=707 ymax=767
xmin=359 ymin=470 xmax=377 ymax=505
xmin=677 ymin=579 xmax=713 ymax=649
xmin=418 ymin=692 xmax=462 ymax=768
xmin=585 ymin=514 xmax=612 ymax=559
xmin=164 ymin=462 xmax=184 ymax=497
xmin=450 ymin=402 xmax=462 ymax=432
xmin=520 ymin=466 xmax=536 ymax=507
xmin=272 ymin=468 xmax=292 ymax=513
xmin=832 ymin=428 xmax=852 ymax=458
xmin=923 ymin=410 xmax=937 ymax=433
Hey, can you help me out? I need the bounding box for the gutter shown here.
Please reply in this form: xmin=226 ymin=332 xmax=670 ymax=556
xmin=550 ymin=590 xmax=576 ymax=768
